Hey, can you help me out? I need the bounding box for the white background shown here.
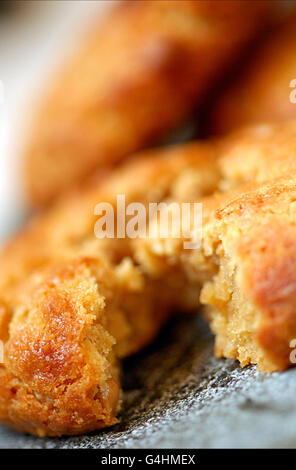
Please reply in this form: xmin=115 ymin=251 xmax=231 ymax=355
xmin=0 ymin=0 xmax=112 ymax=241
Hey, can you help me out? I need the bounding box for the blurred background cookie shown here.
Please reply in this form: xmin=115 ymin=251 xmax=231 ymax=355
xmin=22 ymin=0 xmax=274 ymax=208
xmin=207 ymin=9 xmax=296 ymax=135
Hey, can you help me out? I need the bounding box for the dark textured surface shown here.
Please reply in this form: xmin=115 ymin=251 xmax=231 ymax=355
xmin=1 ymin=316 xmax=296 ymax=448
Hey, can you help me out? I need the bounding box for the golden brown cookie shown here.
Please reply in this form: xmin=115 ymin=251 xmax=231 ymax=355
xmin=24 ymin=0 xmax=272 ymax=207
xmin=3 ymin=121 xmax=296 ymax=436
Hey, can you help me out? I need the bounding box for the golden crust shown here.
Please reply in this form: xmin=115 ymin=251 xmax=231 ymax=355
xmin=237 ymin=220 xmax=296 ymax=371
xmin=24 ymin=0 xmax=272 ymax=207
xmin=209 ymin=11 xmax=296 ymax=134
xmin=0 ymin=257 xmax=120 ymax=436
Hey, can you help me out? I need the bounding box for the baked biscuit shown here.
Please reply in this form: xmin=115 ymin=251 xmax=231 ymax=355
xmin=209 ymin=11 xmax=296 ymax=134
xmin=0 ymin=141 xmax=220 ymax=436
xmin=2 ymin=121 xmax=296 ymax=436
xmin=24 ymin=0 xmax=272 ymax=207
